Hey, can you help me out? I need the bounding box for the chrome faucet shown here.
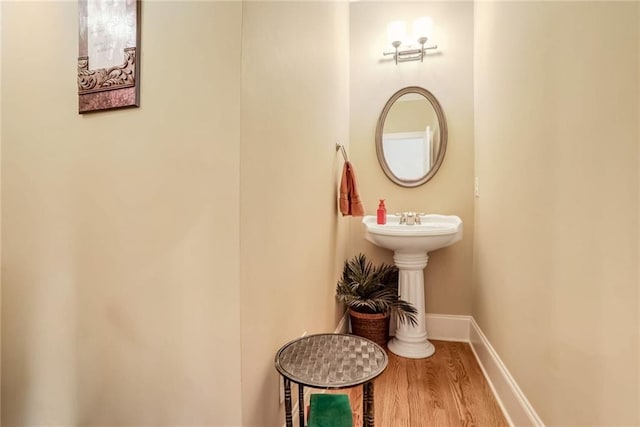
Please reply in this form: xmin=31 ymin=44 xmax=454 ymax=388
xmin=396 ymin=212 xmax=407 ymax=224
xmin=406 ymin=212 xmax=416 ymax=225
xmin=396 ymin=211 xmax=423 ymax=225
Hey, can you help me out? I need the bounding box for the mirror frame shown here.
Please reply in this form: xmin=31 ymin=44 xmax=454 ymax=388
xmin=375 ymin=86 xmax=448 ymax=187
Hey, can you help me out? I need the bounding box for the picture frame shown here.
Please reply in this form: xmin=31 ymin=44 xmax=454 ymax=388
xmin=77 ymin=0 xmax=141 ymax=113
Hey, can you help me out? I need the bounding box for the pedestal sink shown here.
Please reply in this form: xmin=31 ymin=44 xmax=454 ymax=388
xmin=362 ymin=214 xmax=463 ymax=358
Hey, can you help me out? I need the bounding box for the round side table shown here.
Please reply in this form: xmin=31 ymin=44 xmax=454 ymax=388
xmin=275 ymin=333 xmax=388 ymax=427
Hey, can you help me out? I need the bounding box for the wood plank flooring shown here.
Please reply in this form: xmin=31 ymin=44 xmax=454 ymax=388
xmin=331 ymin=340 xmax=508 ymax=427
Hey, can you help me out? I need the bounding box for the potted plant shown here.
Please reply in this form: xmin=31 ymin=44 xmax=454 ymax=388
xmin=336 ymin=253 xmax=418 ymax=348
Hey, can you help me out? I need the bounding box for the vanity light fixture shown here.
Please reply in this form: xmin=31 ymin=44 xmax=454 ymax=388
xmin=384 ymin=17 xmax=438 ymax=65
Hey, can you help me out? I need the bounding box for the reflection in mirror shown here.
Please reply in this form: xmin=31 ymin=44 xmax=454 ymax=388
xmin=375 ymin=87 xmax=447 ymax=187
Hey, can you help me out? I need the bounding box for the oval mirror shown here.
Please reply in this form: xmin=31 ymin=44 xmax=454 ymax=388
xmin=375 ymin=86 xmax=447 ymax=187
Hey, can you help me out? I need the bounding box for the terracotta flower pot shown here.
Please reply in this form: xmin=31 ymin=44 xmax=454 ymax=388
xmin=349 ymin=309 xmax=390 ymax=349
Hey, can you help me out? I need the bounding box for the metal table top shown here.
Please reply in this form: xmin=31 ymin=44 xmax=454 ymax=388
xmin=274 ymin=333 xmax=388 ymax=389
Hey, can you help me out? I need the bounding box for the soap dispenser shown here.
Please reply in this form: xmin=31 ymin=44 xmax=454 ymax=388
xmin=376 ymin=199 xmax=387 ymax=224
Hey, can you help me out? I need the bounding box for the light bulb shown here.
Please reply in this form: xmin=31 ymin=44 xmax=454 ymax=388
xmin=412 ymin=16 xmax=433 ymax=42
xmin=387 ymin=21 xmax=407 ymax=46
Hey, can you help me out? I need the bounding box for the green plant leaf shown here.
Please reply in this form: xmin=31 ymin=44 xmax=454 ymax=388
xmin=336 ymin=253 xmax=417 ymax=326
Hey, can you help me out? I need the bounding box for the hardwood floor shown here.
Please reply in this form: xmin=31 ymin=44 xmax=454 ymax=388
xmin=331 ymin=340 xmax=508 ymax=427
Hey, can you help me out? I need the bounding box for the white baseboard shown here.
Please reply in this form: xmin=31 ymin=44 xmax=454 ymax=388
xmin=426 ymin=313 xmax=472 ymax=341
xmin=468 ymin=318 xmax=544 ymax=427
xmin=334 ymin=311 xmax=349 ymax=334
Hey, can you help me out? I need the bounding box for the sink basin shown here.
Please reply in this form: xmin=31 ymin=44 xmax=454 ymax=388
xmin=362 ymin=213 xmax=463 ymax=359
xmin=362 ymin=214 xmax=463 ymax=253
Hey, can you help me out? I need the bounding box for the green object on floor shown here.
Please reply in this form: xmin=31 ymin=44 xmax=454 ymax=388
xmin=307 ymin=393 xmax=353 ymax=427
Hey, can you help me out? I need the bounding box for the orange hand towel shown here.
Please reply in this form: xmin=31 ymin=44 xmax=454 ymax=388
xmin=339 ymin=161 xmax=365 ymax=216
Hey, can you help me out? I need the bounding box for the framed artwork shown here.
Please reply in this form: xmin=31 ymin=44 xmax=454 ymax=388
xmin=77 ymin=0 xmax=140 ymax=113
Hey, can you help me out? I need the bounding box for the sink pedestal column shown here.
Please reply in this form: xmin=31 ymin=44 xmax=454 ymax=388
xmin=387 ymin=252 xmax=434 ymax=359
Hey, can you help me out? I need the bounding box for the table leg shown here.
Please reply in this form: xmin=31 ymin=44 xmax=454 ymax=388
xmin=298 ymin=384 xmax=305 ymax=427
xmin=284 ymin=378 xmax=293 ymax=427
xmin=363 ymin=381 xmax=374 ymax=427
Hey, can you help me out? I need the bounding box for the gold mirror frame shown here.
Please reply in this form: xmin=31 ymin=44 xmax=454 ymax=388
xmin=375 ymin=86 xmax=448 ymax=188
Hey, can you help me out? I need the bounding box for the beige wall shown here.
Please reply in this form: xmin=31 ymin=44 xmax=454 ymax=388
xmin=350 ymin=2 xmax=474 ymax=315
xmin=2 ymin=2 xmax=243 ymax=425
xmin=474 ymin=2 xmax=639 ymax=425
xmin=240 ymin=2 xmax=350 ymax=425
